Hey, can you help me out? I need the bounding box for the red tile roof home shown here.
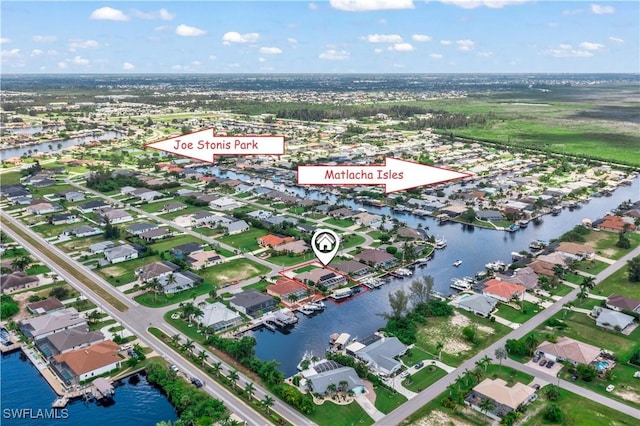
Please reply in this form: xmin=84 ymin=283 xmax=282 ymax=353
xmin=257 ymin=234 xmax=294 ymax=248
xmin=53 ymin=340 xmax=120 ymax=376
xmin=483 ymin=279 xmax=526 ymax=302
xmin=599 ymin=215 xmax=636 ymax=232
xmin=267 ymin=277 xmax=308 ymax=299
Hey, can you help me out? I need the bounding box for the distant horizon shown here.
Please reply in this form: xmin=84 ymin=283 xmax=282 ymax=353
xmin=2 ymin=72 xmax=639 ymax=76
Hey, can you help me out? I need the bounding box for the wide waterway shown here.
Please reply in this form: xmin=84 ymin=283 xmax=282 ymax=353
xmin=0 ymin=351 xmax=178 ymax=425
xmin=1 ymin=130 xmax=123 ymax=159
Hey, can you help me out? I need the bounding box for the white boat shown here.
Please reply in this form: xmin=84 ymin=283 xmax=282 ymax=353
xmin=361 ymin=278 xmax=384 ymax=289
xmin=450 ymin=277 xmax=473 ymax=291
xmin=485 ymin=260 xmax=506 ymax=271
xmin=393 ymin=268 xmax=413 ymax=277
xmin=434 ymin=237 xmax=447 ymax=249
xmin=453 ymin=260 xmax=462 ymax=267
xmin=414 ymin=258 xmax=429 ymax=265
xmin=330 ymin=288 xmax=353 ymax=300
xmin=308 ymin=301 xmax=326 ymax=309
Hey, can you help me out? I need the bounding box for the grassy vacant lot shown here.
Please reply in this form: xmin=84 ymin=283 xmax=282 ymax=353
xmin=267 ymin=252 xmax=315 ymax=267
xmin=324 ymin=218 xmax=355 ymax=228
xmin=217 ymin=228 xmax=268 ymax=251
xmin=198 ymin=258 xmax=270 ymax=287
xmin=402 ymin=365 xmax=448 ymax=392
xmin=572 ymin=258 xmax=610 ymax=275
xmin=306 ymin=400 xmax=373 ymax=426
xmin=0 ymin=170 xmax=23 ymax=185
xmin=135 ymin=281 xmax=214 ymax=308
xmin=586 ymin=230 xmax=640 ymax=260
xmin=96 ymin=255 xmax=161 ymax=286
xmin=496 ymin=301 xmax=541 ymax=324
xmin=341 ymin=234 xmax=366 ymax=249
xmin=149 ymin=234 xmax=205 ymax=253
xmin=593 ymin=264 xmax=637 ymax=299
xmin=373 ymin=386 xmax=407 ymax=414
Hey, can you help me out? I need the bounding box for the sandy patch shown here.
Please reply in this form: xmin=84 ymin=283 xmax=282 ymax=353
xmin=413 ymin=410 xmax=473 ymax=426
xmin=451 ymin=312 xmax=494 ymax=335
xmin=614 ymin=389 xmax=640 ymax=404
xmin=100 ymin=265 xmax=125 ymax=276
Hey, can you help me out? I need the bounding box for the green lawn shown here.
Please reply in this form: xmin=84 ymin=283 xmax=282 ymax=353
xmin=242 ymin=280 xmax=271 ymax=293
xmin=217 ymin=228 xmax=268 ymax=251
xmin=341 ymin=234 xmax=366 ymax=249
xmin=593 ymin=265 xmax=637 ymax=298
xmin=484 ymin=364 xmax=533 ymax=384
xmin=158 ymin=205 xmax=206 ymax=220
xmin=563 ymin=272 xmax=585 ymax=285
xmin=324 ymin=218 xmax=355 ymax=228
xmin=134 ymin=282 xmax=214 ymax=308
xmin=495 ymin=301 xmax=541 ymax=323
xmin=402 ymin=365 xmax=448 ymax=392
xmin=26 ymin=264 xmax=51 ymax=275
xmin=400 ymin=347 xmax=432 ymax=367
xmin=373 ymin=386 xmax=407 ymax=414
xmin=572 ymin=296 xmax=604 ymax=311
xmin=0 ymin=171 xmax=22 ymax=185
xmin=137 ymin=200 xmax=168 ymax=213
xmin=572 ymin=259 xmax=610 ymax=275
xmin=197 ymin=258 xmax=271 ymax=287
xmin=150 ymin=234 xmax=205 ymax=253
xmin=588 ymin=230 xmax=640 ymax=260
xmin=268 ymin=252 xmax=315 ymax=267
xmin=95 ymin=255 xmax=161 ymax=286
xmin=293 ymin=264 xmax=320 ymax=274
xmin=552 ymin=283 xmax=575 ymax=296
xmin=31 ymin=221 xmax=91 ymax=238
xmin=306 ymin=401 xmax=373 ymax=426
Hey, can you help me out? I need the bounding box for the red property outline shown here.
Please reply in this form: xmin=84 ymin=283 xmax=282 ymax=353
xmin=143 ymin=127 xmax=286 ymax=163
xmin=297 ymin=156 xmax=473 ymax=194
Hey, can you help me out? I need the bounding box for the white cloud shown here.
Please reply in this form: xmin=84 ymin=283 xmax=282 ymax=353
xmin=32 ymin=35 xmax=57 ymax=43
xmin=412 ymin=34 xmax=432 ymax=42
xmin=362 ymin=34 xmax=403 ymax=43
xmin=259 ymin=47 xmax=283 ymax=55
xmin=308 ymin=3 xmax=319 ymax=10
xmin=456 ymin=39 xmax=475 ymax=51
xmin=57 ymin=61 xmax=67 ymax=69
xmin=389 ymin=42 xmax=414 ymax=51
xmin=543 ymin=44 xmax=594 ymax=58
xmin=1 ymin=48 xmax=21 ymax=59
xmin=477 ymin=51 xmax=493 ymax=57
xmin=209 ymin=55 xmax=217 ymax=60
xmin=171 ymin=64 xmax=183 ymax=71
xmin=122 ymin=62 xmax=135 ymax=70
xmin=69 ymin=39 xmax=99 ymax=51
xmin=591 ymin=4 xmax=615 ymax=14
xmin=222 ymin=31 xmax=260 ymax=44
xmin=579 ymin=41 xmax=604 ymax=51
xmin=70 ymin=56 xmax=90 ymax=65
xmin=90 ymin=7 xmax=129 ymax=21
xmin=374 ymin=48 xmax=384 ymax=54
xmin=258 ymin=57 xmax=267 ymax=63
xmin=287 ymin=38 xmax=298 ymax=44
xmin=192 ymin=60 xmax=201 ymax=66
xmin=429 ymin=53 xmax=444 ymax=59
xmin=0 ymin=38 xmax=11 ymax=44
xmin=438 ymin=0 xmax=530 ymax=8
xmin=330 ymin=0 xmax=414 ymax=12
xmin=133 ymin=8 xmax=175 ymax=20
xmin=440 ymin=40 xmax=452 ymax=45
xmin=608 ymin=36 xmax=624 ymax=44
xmin=176 ymin=24 xmax=207 ymax=37
xmin=319 ymin=49 xmax=349 ymax=60
xmin=31 ymin=49 xmax=44 ymax=56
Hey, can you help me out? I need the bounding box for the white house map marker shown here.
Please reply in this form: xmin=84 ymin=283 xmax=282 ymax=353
xmin=311 ymin=229 xmax=340 ymax=266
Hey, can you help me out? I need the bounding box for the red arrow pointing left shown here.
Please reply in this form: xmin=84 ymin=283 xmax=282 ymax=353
xmin=144 ymin=127 xmax=285 ymax=163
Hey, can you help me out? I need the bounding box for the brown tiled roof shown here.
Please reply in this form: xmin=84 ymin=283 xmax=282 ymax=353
xmin=537 ymin=336 xmax=600 ymax=365
xmin=483 ymin=279 xmax=526 ymax=300
xmin=27 ymin=297 xmax=64 ymax=314
xmin=53 ymin=340 xmax=120 ymax=375
xmin=606 ymin=294 xmax=640 ymax=312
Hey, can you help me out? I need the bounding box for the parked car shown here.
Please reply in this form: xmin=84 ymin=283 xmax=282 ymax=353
xmin=414 ymin=361 xmax=424 ymax=369
xmin=570 ymin=375 xmax=578 ymax=382
xmin=532 ymin=354 xmax=541 ymax=363
xmin=539 ymin=359 xmax=547 ymax=367
xmin=546 ymin=361 xmax=555 ymax=368
xmin=606 ymin=385 xmax=615 ymax=392
xmin=169 ymin=364 xmax=179 ymax=372
xmin=533 ymin=384 xmax=541 ymax=390
xmin=633 ymin=371 xmax=640 ymax=378
xmin=400 ymin=371 xmax=410 ymax=378
xmin=191 ymin=377 xmax=203 ymax=388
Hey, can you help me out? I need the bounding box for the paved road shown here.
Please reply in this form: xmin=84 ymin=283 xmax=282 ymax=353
xmin=375 ymin=245 xmax=640 ymax=425
xmin=1 ymin=211 xmax=314 ymax=426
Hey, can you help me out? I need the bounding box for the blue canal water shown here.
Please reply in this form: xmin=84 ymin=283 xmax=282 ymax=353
xmin=0 ymin=351 xmax=178 ymax=425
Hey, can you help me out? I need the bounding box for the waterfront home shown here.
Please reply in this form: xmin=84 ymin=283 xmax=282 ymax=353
xmin=554 ymin=242 xmax=595 ymax=260
xmin=476 ymin=210 xmax=505 ymax=222
xmin=19 ymin=308 xmax=86 ymax=339
xmin=258 ymin=234 xmax=295 ymax=248
xmin=1 ymin=272 xmax=39 ymax=293
xmin=27 ymin=297 xmax=65 ymax=315
xmin=36 ymin=328 xmax=105 ymax=356
xmin=267 ymin=277 xmax=309 ymax=303
xmin=328 ymin=207 xmax=357 ymax=219
xmin=135 ymin=261 xmax=181 ymax=282
xmin=104 ymin=244 xmax=139 ymax=264
xmin=51 ymin=340 xmax=121 ymax=385
xmin=605 ymin=294 xmax=640 ymax=313
xmin=536 ymin=336 xmax=601 ymax=366
xmin=353 ymin=336 xmax=408 ymax=377
xmin=171 ymin=242 xmax=203 ymax=258
xmin=89 ymin=241 xmax=115 ymax=255
xmin=198 ymin=302 xmax=242 ymax=332
xmin=185 ymin=250 xmax=223 ymax=270
xmin=330 ymin=260 xmax=371 ymax=278
xmin=465 ymin=378 xmax=536 ymax=420
xmin=62 ymin=225 xmax=102 ymax=238
xmin=354 ymin=249 xmax=397 ymax=269
xmin=495 ymin=267 xmax=540 ymax=290
xmin=126 ymin=222 xmax=159 ymax=235
xmin=453 ymin=293 xmax=498 ymax=317
xmin=224 ymin=220 xmax=249 ymax=235
xmin=229 ymin=290 xmax=277 ymax=318
xmin=48 ymin=213 xmax=80 ymax=225
xmin=352 ymin=212 xmax=382 ymax=228
xmin=397 ymin=227 xmax=428 ymax=241
xmin=592 ymin=307 xmax=635 ymax=332
xmin=597 ymin=215 xmax=636 ymax=232
xmin=296 ymin=268 xmax=347 ymax=290
xmin=76 ymin=200 xmax=110 ymax=213
xmin=482 ymin=279 xmax=526 ymax=303
xmin=302 ymin=362 xmax=365 ymax=395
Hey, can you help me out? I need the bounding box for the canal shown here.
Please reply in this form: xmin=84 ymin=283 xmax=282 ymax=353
xmin=1 ymin=130 xmax=123 ymax=159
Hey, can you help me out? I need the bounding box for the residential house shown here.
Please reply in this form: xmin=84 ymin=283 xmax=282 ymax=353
xmin=264 ymin=216 xmax=299 ymax=227
xmin=198 ymin=302 xmax=242 ymax=332
xmin=224 ymin=220 xmax=249 ymax=235
xmin=190 ymin=210 xmax=219 ymax=227
xmin=135 ymin=261 xmax=180 ymax=283
xmin=453 ymin=293 xmax=498 ymax=317
xmin=397 ymin=227 xmax=428 ymax=240
xmin=266 ymin=277 xmax=309 ymax=303
xmin=59 ymin=190 xmax=85 ymax=203
xmin=328 ymin=207 xmax=357 ymax=218
xmin=247 ymin=210 xmax=272 ymax=220
xmin=229 ymin=290 xmax=277 ymax=317
xmin=36 ymin=328 xmax=105 ymax=357
xmin=593 ymin=307 xmax=635 ymax=332
xmin=27 ymin=297 xmax=65 ymax=315
xmin=104 ymin=244 xmax=139 ymax=264
xmin=27 ymin=201 xmax=60 ymax=215
xmin=89 ymin=241 xmax=115 ymax=255
xmin=210 ymin=196 xmax=242 ymax=211
xmin=76 ymin=200 xmax=110 ymax=213
xmin=1 ymin=272 xmax=39 ymax=293
xmin=49 ymin=213 xmax=80 ymax=225
xmin=598 ymin=215 xmax=636 ymax=232
xmin=495 ymin=267 xmax=540 ymax=290
xmin=63 ymin=225 xmax=102 ymax=238
xmin=296 ymin=223 xmax=317 ymax=234
xmin=482 ymin=279 xmax=526 ymax=303
xmin=331 ymin=260 xmax=371 ymax=277
xmin=352 ymin=212 xmax=383 ymax=228
xmin=131 ymin=188 xmax=163 ymax=202
xmin=19 ymin=308 xmax=86 ymax=339
xmin=354 ymin=249 xmax=397 ymax=269
xmin=258 ymin=234 xmax=294 ymax=248
xmin=126 ymin=222 xmax=158 ymax=235
xmin=555 ymin=242 xmax=595 ymax=260
xmin=185 ymin=250 xmax=223 ymax=270
xmin=353 ymin=336 xmax=407 ymax=377
xmin=274 ymin=240 xmax=309 ymax=255
xmin=303 ymin=363 xmax=365 ymax=395
xmin=171 ymin=242 xmax=202 ymax=258
xmin=465 ymin=379 xmax=536 ymax=420
xmin=98 ymin=209 xmax=134 ymax=224
xmin=51 ymin=340 xmax=121 ymax=384
xmin=606 ymin=294 xmax=640 ymax=313
xmin=476 ymin=210 xmax=505 ymax=222
xmin=139 ymin=227 xmax=171 ymax=242
xmin=163 ymin=202 xmax=187 ymax=213
xmin=296 ymin=268 xmax=347 ymax=290
xmin=159 ymin=271 xmax=203 ymax=294
xmin=536 ymin=336 xmax=601 ymax=366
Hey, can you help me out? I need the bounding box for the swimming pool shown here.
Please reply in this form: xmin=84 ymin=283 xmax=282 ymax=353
xmin=594 ymin=360 xmax=610 ymax=371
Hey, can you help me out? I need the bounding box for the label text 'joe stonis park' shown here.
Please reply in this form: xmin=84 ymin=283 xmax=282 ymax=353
xmin=173 ymin=139 xmax=260 ymax=151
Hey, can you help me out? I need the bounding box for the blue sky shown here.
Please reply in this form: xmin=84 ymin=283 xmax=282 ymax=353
xmin=1 ymin=1 xmax=638 ymax=73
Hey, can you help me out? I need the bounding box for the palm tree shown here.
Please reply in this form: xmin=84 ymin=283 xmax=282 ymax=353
xmin=326 ymin=383 xmax=337 ymax=396
xmin=171 ymin=333 xmax=181 ymax=347
xmin=197 ymin=349 xmax=208 ymax=366
xmin=494 ymin=347 xmax=507 ymax=371
xmin=166 ymin=273 xmax=178 ymax=293
xmin=148 ymin=277 xmax=162 ymax=302
xmin=262 ymin=395 xmax=274 ymax=414
xmin=179 ymin=302 xmax=196 ymax=323
xmin=228 ymin=369 xmax=239 ymax=390
xmin=182 ymin=339 xmax=195 ymax=354
xmin=11 ymin=255 xmax=34 ymax=272
xmin=211 ymin=361 xmax=222 ymax=377
xmin=192 ymin=306 xmax=204 ymax=329
xmin=480 ymin=355 xmax=492 ymax=371
xmin=244 ymin=382 xmax=255 ymax=400
xmin=478 ymin=398 xmax=496 ymax=415
xmin=525 ymin=333 xmax=539 ymax=356
xmin=436 ymin=341 xmax=444 ymax=361
xmin=339 ymin=380 xmax=349 ymax=393
xmin=581 ymin=276 xmax=596 ymax=289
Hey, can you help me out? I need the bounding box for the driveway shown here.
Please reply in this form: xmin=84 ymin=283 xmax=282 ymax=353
xmin=524 ymin=359 xmax=563 ymax=377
